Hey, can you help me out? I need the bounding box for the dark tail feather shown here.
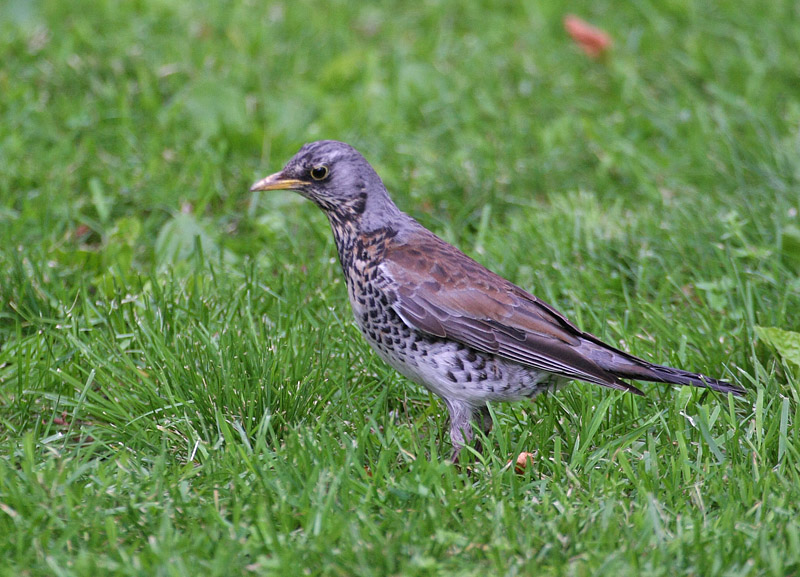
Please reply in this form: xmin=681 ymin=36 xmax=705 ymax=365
xmin=613 ymin=363 xmax=745 ymax=396
xmin=601 ymin=378 xmax=646 ymax=397
xmin=577 ymin=333 xmax=745 ymax=396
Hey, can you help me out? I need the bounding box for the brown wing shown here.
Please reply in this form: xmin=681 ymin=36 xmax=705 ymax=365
xmin=381 ymin=228 xmax=644 ymax=395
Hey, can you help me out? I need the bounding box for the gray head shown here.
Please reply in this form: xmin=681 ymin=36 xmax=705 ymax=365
xmin=251 ymin=140 xmax=403 ymax=227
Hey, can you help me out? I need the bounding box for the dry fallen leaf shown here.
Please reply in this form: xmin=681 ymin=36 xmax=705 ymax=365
xmin=564 ymin=14 xmax=612 ymax=58
xmin=513 ymin=452 xmax=536 ymax=474
xmin=73 ymin=224 xmax=91 ymax=239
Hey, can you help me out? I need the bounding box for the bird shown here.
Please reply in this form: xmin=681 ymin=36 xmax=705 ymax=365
xmin=251 ymin=140 xmax=745 ymax=462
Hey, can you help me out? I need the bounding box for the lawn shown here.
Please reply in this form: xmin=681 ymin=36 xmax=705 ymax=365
xmin=2 ymin=0 xmax=800 ymax=575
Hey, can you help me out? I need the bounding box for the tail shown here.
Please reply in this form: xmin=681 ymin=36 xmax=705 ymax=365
xmin=614 ymin=362 xmax=745 ymax=396
xmin=578 ymin=336 xmax=746 ymax=396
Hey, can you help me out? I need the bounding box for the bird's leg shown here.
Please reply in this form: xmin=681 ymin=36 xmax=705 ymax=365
xmin=471 ymin=405 xmax=493 ymax=456
xmin=446 ymin=400 xmax=493 ymax=463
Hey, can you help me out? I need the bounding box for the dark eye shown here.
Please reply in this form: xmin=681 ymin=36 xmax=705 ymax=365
xmin=310 ymin=165 xmax=329 ymax=181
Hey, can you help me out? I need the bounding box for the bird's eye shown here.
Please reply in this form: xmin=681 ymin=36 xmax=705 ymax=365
xmin=310 ymin=165 xmax=329 ymax=181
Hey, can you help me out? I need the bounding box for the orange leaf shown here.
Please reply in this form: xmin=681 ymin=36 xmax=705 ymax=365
xmin=513 ymin=452 xmax=536 ymax=474
xmin=564 ymin=15 xmax=612 ymax=58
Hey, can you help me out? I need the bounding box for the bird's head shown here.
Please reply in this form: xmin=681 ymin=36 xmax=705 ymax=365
xmin=251 ymin=140 xmax=397 ymax=224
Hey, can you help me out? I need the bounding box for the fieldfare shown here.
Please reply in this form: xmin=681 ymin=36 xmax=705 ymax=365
xmin=251 ymin=140 xmax=745 ymax=461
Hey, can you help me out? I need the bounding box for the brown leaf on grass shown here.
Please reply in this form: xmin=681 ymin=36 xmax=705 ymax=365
xmin=73 ymin=224 xmax=91 ymax=239
xmin=52 ymin=411 xmax=70 ymax=427
xmin=513 ymin=452 xmax=536 ymax=474
xmin=564 ymin=15 xmax=612 ymax=58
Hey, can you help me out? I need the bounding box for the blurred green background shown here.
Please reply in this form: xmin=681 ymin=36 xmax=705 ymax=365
xmin=1 ymin=0 xmax=800 ymax=575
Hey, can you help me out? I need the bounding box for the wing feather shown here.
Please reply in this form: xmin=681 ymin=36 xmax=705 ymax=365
xmin=381 ymin=231 xmax=644 ymax=395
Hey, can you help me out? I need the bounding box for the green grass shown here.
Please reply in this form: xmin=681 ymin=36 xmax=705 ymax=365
xmin=2 ymin=0 xmax=800 ymax=574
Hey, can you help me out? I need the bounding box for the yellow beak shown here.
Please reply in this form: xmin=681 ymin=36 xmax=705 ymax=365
xmin=249 ymin=172 xmax=307 ymax=192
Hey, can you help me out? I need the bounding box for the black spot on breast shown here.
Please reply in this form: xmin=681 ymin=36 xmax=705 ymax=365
xmin=352 ymin=192 xmax=367 ymax=215
xmin=446 ymin=371 xmax=457 ymax=383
